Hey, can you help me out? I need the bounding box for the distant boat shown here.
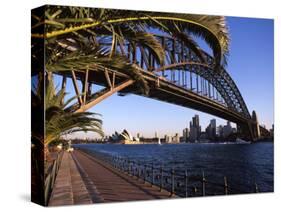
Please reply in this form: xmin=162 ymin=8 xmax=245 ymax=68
xmin=158 ymin=138 xmax=161 ymax=145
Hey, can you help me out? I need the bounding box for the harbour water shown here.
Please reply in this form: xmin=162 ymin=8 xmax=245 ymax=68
xmin=74 ymin=141 xmax=273 ymax=196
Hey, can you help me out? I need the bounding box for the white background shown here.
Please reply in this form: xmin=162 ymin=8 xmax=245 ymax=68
xmin=0 ymin=0 xmax=279 ymax=211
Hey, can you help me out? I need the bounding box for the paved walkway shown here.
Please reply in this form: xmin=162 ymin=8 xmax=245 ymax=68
xmin=72 ymin=150 xmax=175 ymax=203
xmin=48 ymin=152 xmax=92 ymax=206
xmin=49 ymin=150 xmax=175 ymax=206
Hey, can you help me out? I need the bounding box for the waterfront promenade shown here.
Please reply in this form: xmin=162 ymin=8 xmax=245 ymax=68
xmin=49 ymin=150 xmax=175 ymax=206
xmin=48 ymin=152 xmax=93 ymax=206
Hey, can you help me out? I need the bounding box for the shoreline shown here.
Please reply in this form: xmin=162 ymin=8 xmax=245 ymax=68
xmin=73 ymin=139 xmax=274 ymax=145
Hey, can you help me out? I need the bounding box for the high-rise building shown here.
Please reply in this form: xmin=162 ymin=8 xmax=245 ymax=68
xmin=207 ymin=119 xmax=216 ymax=139
xmin=164 ymin=134 xmax=172 ymax=143
xmin=192 ymin=115 xmax=200 ymax=129
xmin=222 ymin=121 xmax=233 ymax=138
xmin=226 ymin=121 xmax=230 ymax=126
xmin=189 ymin=115 xmax=201 ymax=142
xmin=210 ymin=119 xmax=216 ymax=129
xmin=217 ymin=125 xmax=223 ymax=137
xmin=183 ymin=128 xmax=189 ymax=142
xmin=172 ymin=133 xmax=180 ymax=143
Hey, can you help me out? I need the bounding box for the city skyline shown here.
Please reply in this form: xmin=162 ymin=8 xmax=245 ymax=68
xmin=57 ymin=16 xmax=274 ymax=139
xmin=69 ymin=114 xmax=274 ymax=140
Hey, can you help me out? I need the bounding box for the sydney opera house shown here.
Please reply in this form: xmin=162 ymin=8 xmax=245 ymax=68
xmin=108 ymin=129 xmax=140 ymax=144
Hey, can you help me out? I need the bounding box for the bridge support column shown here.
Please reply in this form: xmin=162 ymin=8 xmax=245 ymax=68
xmin=251 ymin=110 xmax=261 ymax=139
xmin=247 ymin=124 xmax=261 ymax=142
xmin=238 ymin=112 xmax=269 ymax=141
xmin=237 ymin=122 xmax=259 ymax=142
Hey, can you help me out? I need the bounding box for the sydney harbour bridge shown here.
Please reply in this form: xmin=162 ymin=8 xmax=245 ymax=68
xmin=32 ymin=6 xmax=269 ymax=141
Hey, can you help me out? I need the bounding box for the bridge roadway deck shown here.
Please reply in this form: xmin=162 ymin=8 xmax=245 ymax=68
xmin=49 ymin=150 xmax=175 ymax=206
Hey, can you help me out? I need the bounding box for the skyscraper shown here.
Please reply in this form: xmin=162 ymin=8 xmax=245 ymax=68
xmin=222 ymin=121 xmax=233 ymax=138
xmin=210 ymin=119 xmax=216 ymax=129
xmin=206 ymin=119 xmax=216 ymax=140
xmin=189 ymin=115 xmax=201 ymax=142
xmin=210 ymin=119 xmax=216 ymax=138
xmin=183 ymin=128 xmax=189 ymax=142
xmin=192 ymin=115 xmax=200 ymax=129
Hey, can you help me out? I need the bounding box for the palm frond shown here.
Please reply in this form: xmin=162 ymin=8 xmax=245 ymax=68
xmin=129 ymin=31 xmax=165 ymax=66
xmin=33 ymin=6 xmax=229 ymax=69
xmin=32 ymin=76 xmax=104 ymax=146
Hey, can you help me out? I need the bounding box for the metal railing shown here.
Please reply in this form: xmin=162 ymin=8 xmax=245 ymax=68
xmin=44 ymin=151 xmax=64 ymax=204
xmin=79 ymin=148 xmax=259 ymax=197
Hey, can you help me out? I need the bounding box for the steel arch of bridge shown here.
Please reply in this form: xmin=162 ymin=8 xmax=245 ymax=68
xmin=53 ymin=34 xmax=261 ymax=140
xmin=131 ymin=35 xmax=251 ymax=120
xmin=85 ymin=34 xmax=250 ymax=118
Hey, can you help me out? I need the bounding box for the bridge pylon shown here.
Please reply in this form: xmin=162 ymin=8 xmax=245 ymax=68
xmin=241 ymin=110 xmax=260 ymax=142
xmin=251 ymin=110 xmax=261 ymax=141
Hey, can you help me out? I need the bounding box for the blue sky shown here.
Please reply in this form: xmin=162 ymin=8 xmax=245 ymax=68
xmin=226 ymin=17 xmax=274 ymax=128
xmin=59 ymin=16 xmax=274 ymax=139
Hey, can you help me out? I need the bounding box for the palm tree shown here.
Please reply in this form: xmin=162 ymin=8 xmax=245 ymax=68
xmin=32 ymin=6 xmax=230 ymax=71
xmin=31 ymin=67 xmax=104 ymax=206
xmin=32 ymin=74 xmax=104 ymax=149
